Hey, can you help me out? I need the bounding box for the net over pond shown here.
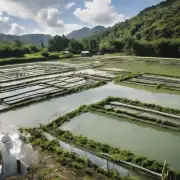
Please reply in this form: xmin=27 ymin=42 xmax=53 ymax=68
xmin=1 ymin=83 xmax=180 ymax=128
xmin=61 ymin=112 xmax=180 ymax=172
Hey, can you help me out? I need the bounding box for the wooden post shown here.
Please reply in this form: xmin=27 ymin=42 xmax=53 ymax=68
xmin=162 ymin=160 xmax=167 ymax=180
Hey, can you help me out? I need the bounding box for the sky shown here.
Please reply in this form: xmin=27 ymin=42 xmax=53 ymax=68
xmin=0 ymin=0 xmax=164 ymax=36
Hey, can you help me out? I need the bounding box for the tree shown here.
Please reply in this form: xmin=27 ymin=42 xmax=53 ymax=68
xmin=13 ymin=40 xmax=23 ymax=48
xmin=27 ymin=44 xmax=40 ymax=53
xmin=99 ymin=38 xmax=123 ymax=53
xmin=68 ymin=40 xmax=82 ymax=54
xmin=41 ymin=41 xmax=45 ymax=49
xmin=48 ymin=35 xmax=69 ymax=52
xmin=81 ymin=38 xmax=89 ymax=50
xmin=88 ymin=39 xmax=99 ymax=52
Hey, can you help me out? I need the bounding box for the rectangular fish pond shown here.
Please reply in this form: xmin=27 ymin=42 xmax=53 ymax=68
xmin=1 ymin=83 xmax=180 ymax=128
xmin=60 ymin=111 xmax=180 ymax=172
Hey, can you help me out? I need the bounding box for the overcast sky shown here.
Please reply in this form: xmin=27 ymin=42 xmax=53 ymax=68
xmin=0 ymin=0 xmax=164 ymax=36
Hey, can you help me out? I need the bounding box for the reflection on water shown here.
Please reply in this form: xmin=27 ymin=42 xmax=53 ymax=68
xmin=61 ymin=112 xmax=180 ymax=171
xmin=1 ymin=83 xmax=180 ymax=128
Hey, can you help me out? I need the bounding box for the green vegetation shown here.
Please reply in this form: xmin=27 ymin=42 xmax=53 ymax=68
xmin=41 ymin=107 xmax=165 ymax=173
xmin=102 ymin=58 xmax=180 ymax=77
xmin=22 ymin=128 xmax=134 ymax=180
xmin=40 ymin=102 xmax=180 ymax=173
xmin=0 ymin=0 xmax=180 ymax=63
xmin=114 ymin=73 xmax=141 ymax=82
xmin=0 ymin=40 xmax=40 ymax=58
xmin=80 ymin=0 xmax=180 ymax=58
xmin=114 ymin=72 xmax=180 ymax=92
xmin=100 ymin=0 xmax=180 ymax=41
xmin=117 ymin=82 xmax=180 ymax=96
xmin=19 ymin=97 xmax=180 ymax=177
xmin=90 ymin=106 xmax=180 ymax=130
xmin=0 ymin=56 xmax=47 ymax=66
xmin=48 ymin=35 xmax=70 ymax=52
xmin=93 ymin=96 xmax=180 ymax=115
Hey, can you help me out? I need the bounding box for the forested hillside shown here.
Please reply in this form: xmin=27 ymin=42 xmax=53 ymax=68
xmin=0 ymin=34 xmax=51 ymax=46
xmin=66 ymin=26 xmax=105 ymax=40
xmin=82 ymin=0 xmax=180 ymax=58
xmin=100 ymin=0 xmax=180 ymax=40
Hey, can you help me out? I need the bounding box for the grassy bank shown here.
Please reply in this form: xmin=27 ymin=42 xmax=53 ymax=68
xmin=0 ymin=56 xmax=47 ymax=65
xmin=22 ymin=128 xmax=134 ymax=180
xmin=102 ymin=58 xmax=180 ymax=77
xmin=40 ymin=105 xmax=166 ymax=174
xmin=37 ymin=99 xmax=180 ymax=175
xmin=95 ymin=96 xmax=180 ymax=115
xmin=90 ymin=107 xmax=180 ymax=131
xmin=0 ymin=52 xmax=73 ymax=66
xmin=115 ymin=82 xmax=180 ymax=95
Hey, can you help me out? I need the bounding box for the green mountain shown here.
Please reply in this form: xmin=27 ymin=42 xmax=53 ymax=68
xmin=66 ymin=26 xmax=105 ymax=40
xmin=97 ymin=0 xmax=180 ymax=41
xmin=0 ymin=33 xmax=51 ymax=46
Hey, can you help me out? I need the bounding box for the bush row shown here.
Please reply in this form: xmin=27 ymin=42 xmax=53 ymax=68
xmin=23 ymin=129 xmax=132 ymax=180
xmin=41 ymin=105 xmax=164 ymax=173
xmin=92 ymin=96 xmax=180 ymax=115
xmin=114 ymin=73 xmax=142 ymax=82
xmin=0 ymin=56 xmax=47 ymax=65
xmin=91 ymin=107 xmax=180 ymax=130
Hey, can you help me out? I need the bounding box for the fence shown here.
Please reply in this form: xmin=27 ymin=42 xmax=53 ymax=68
xmin=45 ymin=132 xmax=161 ymax=180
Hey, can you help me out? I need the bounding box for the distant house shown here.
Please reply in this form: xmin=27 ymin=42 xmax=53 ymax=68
xmin=81 ymin=51 xmax=92 ymax=57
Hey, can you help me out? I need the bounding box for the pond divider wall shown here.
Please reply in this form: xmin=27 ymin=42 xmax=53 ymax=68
xmin=44 ymin=132 xmax=162 ymax=180
xmin=109 ymin=102 xmax=180 ymax=120
xmin=0 ymin=81 xmax=107 ymax=114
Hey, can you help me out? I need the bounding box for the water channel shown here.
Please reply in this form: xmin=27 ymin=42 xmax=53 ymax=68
xmin=61 ymin=112 xmax=180 ymax=171
xmin=1 ymin=83 xmax=180 ymax=129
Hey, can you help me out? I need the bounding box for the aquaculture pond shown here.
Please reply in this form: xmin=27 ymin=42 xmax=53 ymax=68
xmin=61 ymin=112 xmax=180 ymax=171
xmin=1 ymin=83 xmax=180 ymax=128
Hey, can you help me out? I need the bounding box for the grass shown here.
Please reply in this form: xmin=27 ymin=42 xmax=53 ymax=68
xmin=63 ymin=55 xmax=180 ymax=77
xmin=0 ymin=56 xmax=47 ymax=65
xmin=40 ymin=101 xmax=180 ymax=174
xmin=20 ymin=98 xmax=180 ymax=176
xmin=21 ymin=129 xmax=131 ymax=180
xmin=116 ymin=82 xmax=180 ymax=95
xmin=0 ymin=52 xmax=74 ymax=66
xmin=61 ymin=57 xmax=96 ymax=64
xmin=102 ymin=58 xmax=180 ymax=76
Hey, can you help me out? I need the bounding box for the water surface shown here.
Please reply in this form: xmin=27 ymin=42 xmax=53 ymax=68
xmin=61 ymin=112 xmax=180 ymax=171
xmin=1 ymin=83 xmax=180 ymax=127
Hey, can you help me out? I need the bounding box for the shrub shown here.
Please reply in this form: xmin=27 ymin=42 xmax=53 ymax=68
xmin=41 ymin=50 xmax=49 ymax=58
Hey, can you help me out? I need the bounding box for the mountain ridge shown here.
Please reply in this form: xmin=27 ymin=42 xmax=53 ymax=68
xmin=94 ymin=0 xmax=180 ymax=41
xmin=0 ymin=33 xmax=51 ymax=46
xmin=66 ymin=26 xmax=105 ymax=40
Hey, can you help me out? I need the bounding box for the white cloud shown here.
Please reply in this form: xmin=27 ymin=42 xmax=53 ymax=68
xmin=33 ymin=23 xmax=83 ymax=36
xmin=0 ymin=0 xmax=34 ymax=19
xmin=36 ymin=8 xmax=64 ymax=28
xmin=8 ymin=23 xmax=25 ymax=35
xmin=0 ymin=15 xmax=25 ymax=35
xmin=74 ymin=0 xmax=127 ymax=27
xmin=34 ymin=7 xmax=83 ymax=36
xmin=0 ymin=0 xmax=80 ymax=35
xmin=0 ymin=16 xmax=11 ymax=33
xmin=65 ymin=2 xmax=76 ymax=9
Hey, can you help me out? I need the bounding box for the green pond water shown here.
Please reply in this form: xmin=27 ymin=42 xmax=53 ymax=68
xmin=1 ymin=83 xmax=180 ymax=128
xmin=61 ymin=112 xmax=180 ymax=171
